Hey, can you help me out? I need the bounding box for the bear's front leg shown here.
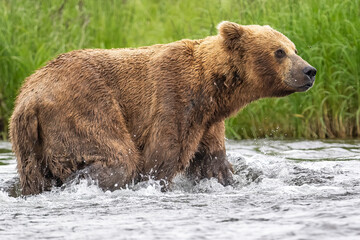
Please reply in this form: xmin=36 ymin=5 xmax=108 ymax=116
xmin=187 ymin=121 xmax=234 ymax=186
xmin=141 ymin=120 xmax=205 ymax=188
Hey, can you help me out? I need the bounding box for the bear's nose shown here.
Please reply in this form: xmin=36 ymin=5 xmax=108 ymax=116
xmin=303 ymin=66 xmax=317 ymax=78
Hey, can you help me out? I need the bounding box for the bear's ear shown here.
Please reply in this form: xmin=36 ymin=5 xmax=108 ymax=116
xmin=217 ymin=21 xmax=245 ymax=49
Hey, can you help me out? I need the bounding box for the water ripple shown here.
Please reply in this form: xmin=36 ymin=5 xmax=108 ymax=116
xmin=1 ymin=140 xmax=360 ymax=240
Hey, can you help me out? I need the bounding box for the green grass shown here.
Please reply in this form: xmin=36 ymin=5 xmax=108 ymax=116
xmin=0 ymin=0 xmax=359 ymax=140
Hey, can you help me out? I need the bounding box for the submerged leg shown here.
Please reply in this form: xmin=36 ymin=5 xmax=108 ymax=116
xmin=187 ymin=121 xmax=234 ymax=185
xmin=68 ymin=161 xmax=136 ymax=191
xmin=47 ymin=114 xmax=140 ymax=191
xmin=140 ymin=118 xmax=205 ymax=189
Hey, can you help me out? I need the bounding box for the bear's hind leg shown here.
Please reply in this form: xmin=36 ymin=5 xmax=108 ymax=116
xmin=50 ymin=128 xmax=140 ymax=191
xmin=67 ymin=155 xmax=138 ymax=191
xmin=10 ymin=106 xmax=54 ymax=195
xmin=42 ymin=101 xmax=141 ymax=192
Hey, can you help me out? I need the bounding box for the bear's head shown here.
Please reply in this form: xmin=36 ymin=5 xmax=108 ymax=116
xmin=218 ymin=21 xmax=316 ymax=97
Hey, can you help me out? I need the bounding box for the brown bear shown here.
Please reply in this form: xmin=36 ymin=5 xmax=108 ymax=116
xmin=10 ymin=21 xmax=316 ymax=195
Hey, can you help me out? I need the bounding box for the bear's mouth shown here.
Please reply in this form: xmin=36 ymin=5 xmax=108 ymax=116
xmin=286 ymin=75 xmax=315 ymax=92
xmin=297 ymin=81 xmax=314 ymax=92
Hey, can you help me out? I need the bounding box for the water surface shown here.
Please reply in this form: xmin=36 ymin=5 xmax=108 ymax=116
xmin=1 ymin=140 xmax=360 ymax=240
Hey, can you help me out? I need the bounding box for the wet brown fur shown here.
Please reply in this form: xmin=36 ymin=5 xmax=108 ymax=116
xmin=10 ymin=21 xmax=314 ymax=195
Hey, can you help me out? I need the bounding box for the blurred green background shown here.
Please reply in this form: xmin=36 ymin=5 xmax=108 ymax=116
xmin=0 ymin=0 xmax=359 ymax=140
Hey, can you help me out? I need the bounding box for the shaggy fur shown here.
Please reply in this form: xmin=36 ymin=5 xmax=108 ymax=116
xmin=10 ymin=21 xmax=316 ymax=195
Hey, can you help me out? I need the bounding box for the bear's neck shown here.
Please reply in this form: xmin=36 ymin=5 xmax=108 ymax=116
xmin=195 ymin=36 xmax=261 ymax=124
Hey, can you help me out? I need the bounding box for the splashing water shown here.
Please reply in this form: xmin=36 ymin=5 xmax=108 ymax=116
xmin=1 ymin=140 xmax=360 ymax=240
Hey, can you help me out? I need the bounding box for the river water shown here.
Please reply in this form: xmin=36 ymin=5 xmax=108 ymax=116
xmin=0 ymin=140 xmax=360 ymax=240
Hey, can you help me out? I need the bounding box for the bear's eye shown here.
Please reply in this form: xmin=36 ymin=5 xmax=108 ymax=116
xmin=295 ymin=49 xmax=298 ymax=54
xmin=275 ymin=49 xmax=286 ymax=58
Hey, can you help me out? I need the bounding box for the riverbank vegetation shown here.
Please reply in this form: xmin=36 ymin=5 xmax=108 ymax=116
xmin=0 ymin=0 xmax=359 ymax=139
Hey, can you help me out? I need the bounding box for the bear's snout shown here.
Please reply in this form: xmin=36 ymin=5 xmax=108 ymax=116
xmin=286 ymin=54 xmax=317 ymax=92
xmin=303 ymin=66 xmax=317 ymax=79
xmin=300 ymin=65 xmax=317 ymax=90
